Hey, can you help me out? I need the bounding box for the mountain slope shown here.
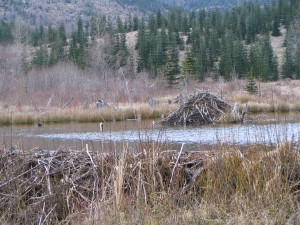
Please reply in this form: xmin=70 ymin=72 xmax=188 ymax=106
xmin=0 ymin=0 xmax=276 ymax=29
xmin=116 ymin=0 xmax=275 ymax=11
xmin=0 ymin=0 xmax=143 ymax=30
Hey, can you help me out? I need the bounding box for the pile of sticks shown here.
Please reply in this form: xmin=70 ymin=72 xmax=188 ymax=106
xmin=160 ymin=91 xmax=231 ymax=125
xmin=0 ymin=146 xmax=211 ymax=223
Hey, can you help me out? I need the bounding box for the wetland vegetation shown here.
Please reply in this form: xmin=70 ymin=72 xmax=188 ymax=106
xmin=1 ymin=0 xmax=300 ymax=224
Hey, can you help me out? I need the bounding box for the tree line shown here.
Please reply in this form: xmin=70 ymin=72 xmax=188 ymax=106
xmin=0 ymin=0 xmax=299 ymax=84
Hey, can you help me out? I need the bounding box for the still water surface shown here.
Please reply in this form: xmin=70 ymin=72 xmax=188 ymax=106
xmin=1 ymin=113 xmax=300 ymax=151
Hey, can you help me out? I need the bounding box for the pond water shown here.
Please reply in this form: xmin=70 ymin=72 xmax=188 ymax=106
xmin=1 ymin=113 xmax=300 ymax=151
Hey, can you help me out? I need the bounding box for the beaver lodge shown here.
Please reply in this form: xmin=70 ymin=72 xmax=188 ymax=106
xmin=160 ymin=91 xmax=231 ymax=126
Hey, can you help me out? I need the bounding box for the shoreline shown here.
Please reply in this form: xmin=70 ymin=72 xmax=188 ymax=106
xmin=0 ymin=100 xmax=300 ymax=126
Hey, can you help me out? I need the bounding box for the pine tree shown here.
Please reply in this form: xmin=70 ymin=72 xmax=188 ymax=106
xmin=282 ymin=47 xmax=295 ymax=79
xmin=219 ymin=34 xmax=234 ymax=81
xmin=271 ymin=13 xmax=281 ymax=37
xmin=182 ymin=48 xmax=195 ymax=83
xmin=68 ymin=17 xmax=89 ymax=69
xmin=156 ymin=9 xmax=162 ymax=29
xmin=69 ymin=31 xmax=78 ymax=64
xmin=58 ymin=23 xmax=67 ymax=46
xmin=90 ymin=15 xmax=98 ymax=41
xmin=118 ymin=33 xmax=128 ymax=67
xmin=148 ymin=13 xmax=157 ymax=34
xmin=117 ymin=16 xmax=124 ymax=33
xmin=0 ymin=20 xmax=13 ymax=43
xmin=246 ymin=73 xmax=258 ymax=95
xmin=32 ymin=44 xmax=48 ymax=67
xmin=182 ymin=14 xmax=189 ymax=35
xmin=127 ymin=14 xmax=133 ymax=32
xmin=47 ymin=25 xmax=56 ymax=43
xmin=233 ymin=40 xmax=248 ymax=78
xmin=133 ymin=15 xmax=139 ymax=31
xmin=165 ymin=35 xmax=180 ymax=86
xmin=155 ymin=31 xmax=167 ymax=67
xmin=295 ymin=43 xmax=300 ymax=79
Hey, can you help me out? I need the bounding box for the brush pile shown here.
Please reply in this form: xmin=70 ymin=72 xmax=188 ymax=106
xmin=1 ymin=143 xmax=299 ymax=224
xmin=0 ymin=146 xmax=210 ymax=224
xmin=160 ymin=91 xmax=231 ymax=125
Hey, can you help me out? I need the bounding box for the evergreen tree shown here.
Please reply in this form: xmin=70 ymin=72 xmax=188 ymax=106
xmin=271 ymin=13 xmax=281 ymax=37
xmin=155 ymin=30 xmax=167 ymax=67
xmin=182 ymin=48 xmax=196 ymax=82
xmin=77 ymin=17 xmax=89 ymax=69
xmin=282 ymin=47 xmax=295 ymax=79
xmin=182 ymin=14 xmax=189 ymax=35
xmin=117 ymin=16 xmax=124 ymax=33
xmin=69 ymin=31 xmax=78 ymax=64
xmin=58 ymin=23 xmax=67 ymax=46
xmin=69 ymin=17 xmax=89 ymax=69
xmin=133 ymin=15 xmax=139 ymax=31
xmin=219 ymin=34 xmax=234 ymax=80
xmin=233 ymin=40 xmax=248 ymax=78
xmin=0 ymin=20 xmax=13 ymax=43
xmin=127 ymin=14 xmax=133 ymax=32
xmin=90 ymin=15 xmax=98 ymax=41
xmin=118 ymin=33 xmax=128 ymax=67
xmin=136 ymin=19 xmax=147 ymax=71
xmin=47 ymin=25 xmax=56 ymax=43
xmin=295 ymin=43 xmax=300 ymax=79
xmin=32 ymin=44 xmax=48 ymax=67
xmin=165 ymin=35 xmax=180 ymax=86
xmin=148 ymin=13 xmax=157 ymax=34
xmin=156 ymin=9 xmax=162 ymax=29
xmin=246 ymin=73 xmax=258 ymax=95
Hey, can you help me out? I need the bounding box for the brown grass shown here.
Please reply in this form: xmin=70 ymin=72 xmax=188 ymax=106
xmin=0 ymin=103 xmax=177 ymax=125
xmin=1 ymin=62 xmax=300 ymax=126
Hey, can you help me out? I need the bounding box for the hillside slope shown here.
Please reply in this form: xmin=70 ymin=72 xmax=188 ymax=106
xmin=0 ymin=0 xmax=276 ymax=29
xmin=0 ymin=0 xmax=142 ymax=30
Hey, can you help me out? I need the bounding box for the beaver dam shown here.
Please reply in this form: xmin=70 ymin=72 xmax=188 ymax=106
xmin=0 ymin=143 xmax=299 ymax=224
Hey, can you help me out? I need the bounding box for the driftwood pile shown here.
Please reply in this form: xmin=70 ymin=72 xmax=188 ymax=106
xmin=160 ymin=91 xmax=231 ymax=125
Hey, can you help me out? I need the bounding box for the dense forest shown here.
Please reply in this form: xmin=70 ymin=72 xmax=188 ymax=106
xmin=116 ymin=0 xmax=276 ymax=11
xmin=0 ymin=0 xmax=299 ymax=86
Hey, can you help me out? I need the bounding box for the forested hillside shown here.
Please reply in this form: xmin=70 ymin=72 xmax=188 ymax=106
xmin=117 ymin=0 xmax=275 ymax=11
xmin=0 ymin=0 xmax=278 ymax=28
xmin=0 ymin=0 xmax=299 ymax=92
xmin=0 ymin=0 xmax=142 ymax=29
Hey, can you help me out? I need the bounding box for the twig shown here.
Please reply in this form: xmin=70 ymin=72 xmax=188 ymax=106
xmin=0 ymin=165 xmax=40 ymax=188
xmin=169 ymin=143 xmax=185 ymax=193
xmin=86 ymin=144 xmax=96 ymax=168
xmin=62 ymin=97 xmax=74 ymax=109
xmin=41 ymin=204 xmax=57 ymax=225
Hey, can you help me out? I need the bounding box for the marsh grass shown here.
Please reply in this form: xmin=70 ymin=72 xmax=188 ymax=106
xmin=0 ymin=141 xmax=299 ymax=224
xmin=1 ymin=79 xmax=300 ymax=126
xmin=0 ymin=103 xmax=177 ymax=125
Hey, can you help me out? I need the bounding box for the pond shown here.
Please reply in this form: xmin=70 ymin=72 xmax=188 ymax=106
xmin=1 ymin=113 xmax=300 ymax=151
